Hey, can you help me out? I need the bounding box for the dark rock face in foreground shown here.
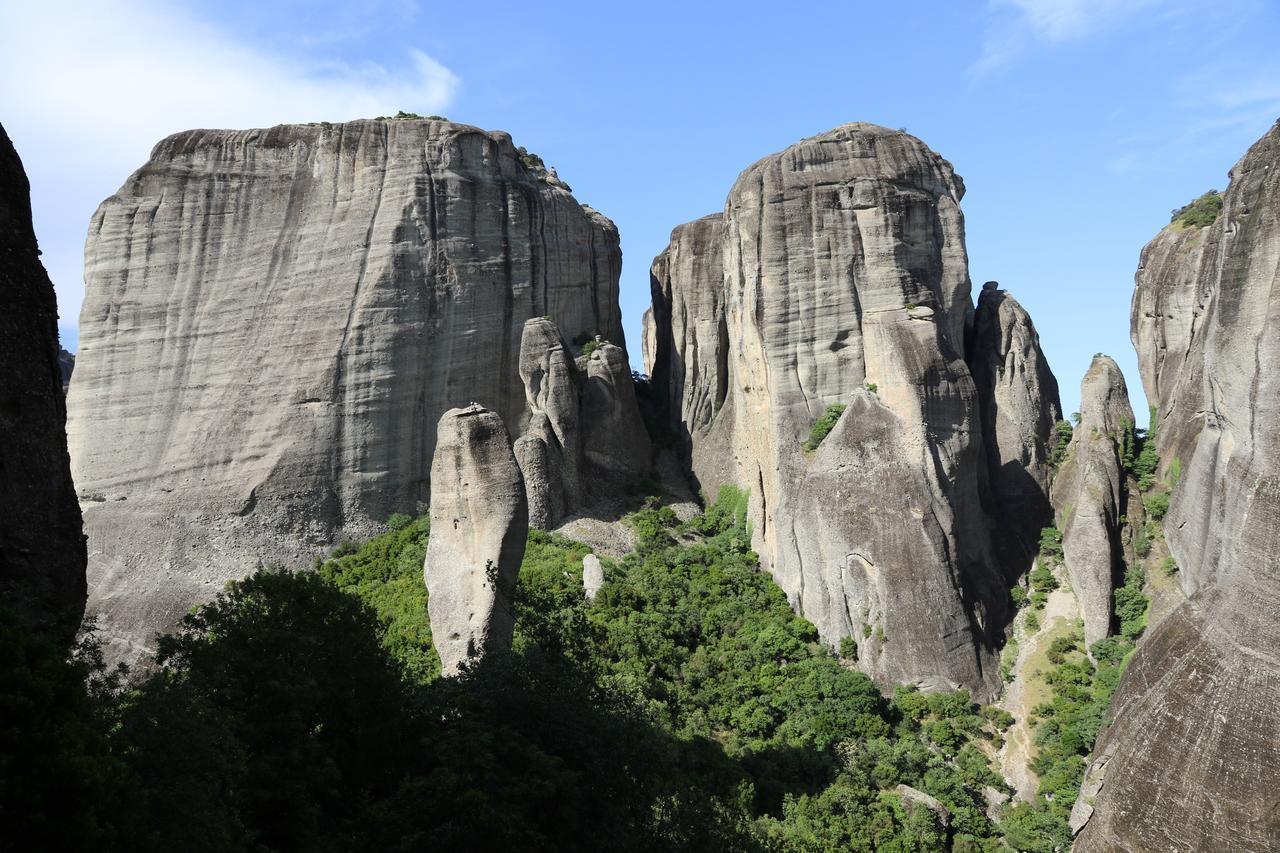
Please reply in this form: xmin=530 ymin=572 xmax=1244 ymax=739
xmin=649 ymin=124 xmax=1060 ymax=701
xmin=1076 ymin=122 xmax=1280 ymax=852
xmin=67 ymin=119 xmax=630 ymax=664
xmin=0 ymin=123 xmax=86 ymax=644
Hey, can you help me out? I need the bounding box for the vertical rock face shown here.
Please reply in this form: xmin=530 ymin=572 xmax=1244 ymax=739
xmin=581 ymin=553 xmax=604 ymax=602
xmin=580 ymin=342 xmax=650 ymax=480
xmin=640 ymin=307 xmax=657 ymax=377
xmin=424 ymin=405 xmax=528 ymax=676
xmin=67 ymin=119 xmax=624 ymax=663
xmin=649 ymin=124 xmax=1030 ymax=700
xmin=968 ymin=281 xmax=1062 ymax=570
xmin=1049 ymin=356 xmax=1133 ymax=647
xmin=0 ymin=123 xmax=86 ymax=644
xmin=1077 ymin=123 xmax=1280 ymax=852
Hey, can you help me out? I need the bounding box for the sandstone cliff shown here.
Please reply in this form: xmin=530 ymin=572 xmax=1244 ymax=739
xmin=1050 ymin=356 xmax=1133 ymax=647
xmin=68 ymin=119 xmax=630 ymax=664
xmin=969 ymin=281 xmax=1062 ymax=571
xmin=1076 ymin=122 xmax=1280 ymax=852
xmin=425 ymin=405 xmax=528 ymax=675
xmin=648 ymin=124 xmax=1058 ymax=699
xmin=0 ymin=123 xmax=86 ymax=644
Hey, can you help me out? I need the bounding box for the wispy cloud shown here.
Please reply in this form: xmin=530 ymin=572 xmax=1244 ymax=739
xmin=0 ymin=0 xmax=459 ymax=340
xmin=969 ymin=0 xmax=1170 ymax=78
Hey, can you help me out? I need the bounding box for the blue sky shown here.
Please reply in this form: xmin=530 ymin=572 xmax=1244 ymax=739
xmin=3 ymin=0 xmax=1279 ymax=419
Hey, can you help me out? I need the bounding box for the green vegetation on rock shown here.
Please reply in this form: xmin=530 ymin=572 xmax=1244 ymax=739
xmin=1170 ymin=191 xmax=1223 ymax=229
xmin=803 ymin=403 xmax=847 ymax=452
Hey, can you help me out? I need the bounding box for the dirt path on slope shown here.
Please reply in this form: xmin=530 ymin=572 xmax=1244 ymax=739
xmin=999 ymin=577 xmax=1081 ymax=801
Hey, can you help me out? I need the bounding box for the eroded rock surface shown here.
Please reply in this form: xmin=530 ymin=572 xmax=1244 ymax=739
xmin=68 ymin=119 xmax=624 ymax=664
xmin=1077 ymin=122 xmax=1280 ymax=852
xmin=424 ymin=405 xmax=528 ymax=676
xmin=648 ymin=124 xmax=1040 ymax=700
xmin=969 ymin=281 xmax=1062 ymax=571
xmin=582 ymin=553 xmax=604 ymax=602
xmin=1050 ymin=356 xmax=1133 ymax=647
xmin=0 ymin=123 xmax=86 ymax=644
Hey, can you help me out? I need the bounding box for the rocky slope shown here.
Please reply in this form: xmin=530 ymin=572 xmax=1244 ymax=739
xmin=1050 ymin=356 xmax=1133 ymax=647
xmin=0 ymin=122 xmax=86 ymax=644
xmin=425 ymin=405 xmax=528 ymax=675
xmin=648 ymin=124 xmax=1059 ymax=700
xmin=68 ymin=118 xmax=636 ymax=664
xmin=1076 ymin=122 xmax=1280 ymax=851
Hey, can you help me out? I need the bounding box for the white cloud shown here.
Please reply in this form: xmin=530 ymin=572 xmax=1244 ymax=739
xmin=0 ymin=0 xmax=459 ymax=340
xmin=969 ymin=0 xmax=1169 ymax=77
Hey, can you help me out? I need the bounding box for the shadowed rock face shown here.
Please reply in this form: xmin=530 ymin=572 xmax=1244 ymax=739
xmin=0 ymin=123 xmax=86 ymax=644
xmin=67 ymin=119 xmax=623 ymax=664
xmin=649 ymin=123 xmax=1035 ymax=700
xmin=1076 ymin=122 xmax=1280 ymax=852
xmin=424 ymin=405 xmax=528 ymax=676
xmin=969 ymin=281 xmax=1062 ymax=573
xmin=1050 ymin=356 xmax=1133 ymax=647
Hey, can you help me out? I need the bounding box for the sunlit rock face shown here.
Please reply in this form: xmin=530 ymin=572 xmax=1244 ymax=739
xmin=649 ymin=123 xmax=1060 ymax=701
xmin=1076 ymin=122 xmax=1280 ymax=853
xmin=68 ymin=119 xmax=624 ymax=664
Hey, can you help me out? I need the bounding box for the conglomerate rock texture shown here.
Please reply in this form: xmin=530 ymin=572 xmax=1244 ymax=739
xmin=968 ymin=281 xmax=1062 ymax=572
xmin=1076 ymin=122 xmax=1280 ymax=852
xmin=424 ymin=405 xmax=528 ymax=676
xmin=67 ymin=118 xmax=627 ymax=664
xmin=0 ymin=123 xmax=86 ymax=644
xmin=1049 ymin=356 xmax=1133 ymax=647
xmin=648 ymin=123 xmax=1054 ymax=700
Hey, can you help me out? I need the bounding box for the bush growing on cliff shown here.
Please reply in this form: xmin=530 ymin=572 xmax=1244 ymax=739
xmin=803 ymin=403 xmax=847 ymax=451
xmin=1171 ymin=190 xmax=1223 ymax=228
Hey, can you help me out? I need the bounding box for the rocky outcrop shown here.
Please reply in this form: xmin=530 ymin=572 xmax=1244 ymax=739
xmin=424 ymin=405 xmax=528 ymax=676
xmin=57 ymin=348 xmax=74 ymax=394
xmin=648 ymin=124 xmax=1028 ymax=700
xmin=1049 ymin=356 xmax=1132 ymax=647
xmin=514 ymin=317 xmax=650 ymax=529
xmin=582 ymin=553 xmax=603 ymax=602
xmin=0 ymin=123 xmax=86 ymax=645
xmin=1076 ymin=123 xmax=1280 ymax=852
xmin=969 ymin=281 xmax=1062 ymax=570
xmin=640 ymin=307 xmax=657 ymax=377
xmin=67 ymin=119 xmax=626 ymax=664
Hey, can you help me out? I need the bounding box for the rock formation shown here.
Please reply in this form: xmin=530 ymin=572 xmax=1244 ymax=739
xmin=640 ymin=307 xmax=657 ymax=376
xmin=1076 ymin=122 xmax=1280 ymax=851
xmin=57 ymin=348 xmax=74 ymax=394
xmin=582 ymin=553 xmax=604 ymax=602
xmin=1049 ymin=356 xmax=1133 ymax=647
xmin=968 ymin=281 xmax=1062 ymax=571
xmin=67 ymin=118 xmax=628 ymax=664
xmin=647 ymin=124 xmax=1056 ymax=700
xmin=514 ymin=317 xmax=650 ymax=529
xmin=0 ymin=122 xmax=86 ymax=644
xmin=424 ymin=405 xmax=528 ymax=676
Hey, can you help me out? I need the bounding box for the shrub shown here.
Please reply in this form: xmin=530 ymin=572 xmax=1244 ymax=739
xmin=804 ymin=403 xmax=847 ymax=451
xmin=1161 ymin=556 xmax=1179 ymax=576
xmin=1038 ymin=526 xmax=1064 ymax=560
xmin=581 ymin=339 xmax=601 ymax=358
xmin=1049 ymin=420 xmax=1073 ymax=469
xmin=1171 ymin=191 xmax=1223 ymax=229
xmin=1025 ymin=611 xmax=1041 ymax=632
xmin=1133 ymin=525 xmax=1151 ymax=558
xmin=839 ymin=636 xmax=859 ymax=661
xmin=1144 ymin=491 xmax=1170 ymax=520
xmin=386 ymin=512 xmax=413 ymax=531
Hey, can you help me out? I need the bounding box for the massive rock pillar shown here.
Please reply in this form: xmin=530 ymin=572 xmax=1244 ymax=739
xmin=1076 ymin=122 xmax=1280 ymax=852
xmin=1050 ymin=356 xmax=1133 ymax=647
xmin=424 ymin=405 xmax=528 ymax=676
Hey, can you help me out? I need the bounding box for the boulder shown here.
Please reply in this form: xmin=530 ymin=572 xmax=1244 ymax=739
xmin=424 ymin=405 xmax=528 ymax=676
xmin=582 ymin=553 xmax=604 ymax=602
